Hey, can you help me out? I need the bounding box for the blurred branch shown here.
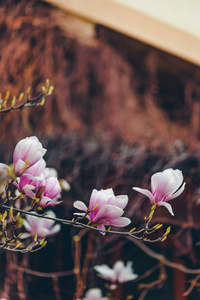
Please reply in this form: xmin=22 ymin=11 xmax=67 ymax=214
xmin=0 ymin=79 xmax=54 ymax=113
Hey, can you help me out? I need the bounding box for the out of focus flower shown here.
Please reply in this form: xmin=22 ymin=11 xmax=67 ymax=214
xmin=0 ymin=163 xmax=11 ymax=183
xmin=22 ymin=211 xmax=61 ymax=239
xmin=94 ymin=261 xmax=138 ymax=289
xmin=13 ymin=136 xmax=46 ymax=176
xmin=46 ymin=168 xmax=71 ymax=191
xmin=77 ymin=288 xmax=108 ymax=300
xmin=133 ymin=168 xmax=185 ymax=216
xmin=73 ymin=188 xmax=130 ymax=231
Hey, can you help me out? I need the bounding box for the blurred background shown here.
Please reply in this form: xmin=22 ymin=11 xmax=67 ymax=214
xmin=0 ymin=0 xmax=200 ymax=299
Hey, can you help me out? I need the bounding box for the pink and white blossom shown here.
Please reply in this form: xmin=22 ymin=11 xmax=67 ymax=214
xmin=39 ymin=177 xmax=61 ymax=207
xmin=73 ymin=188 xmax=131 ymax=231
xmin=22 ymin=210 xmax=61 ymax=239
xmin=94 ymin=260 xmax=138 ymax=288
xmin=0 ymin=163 xmax=11 ymax=183
xmin=133 ymin=168 xmax=186 ymax=215
xmin=13 ymin=136 xmax=46 ymax=176
xmin=77 ymin=288 xmax=108 ymax=300
xmin=16 ymin=158 xmax=46 ymax=198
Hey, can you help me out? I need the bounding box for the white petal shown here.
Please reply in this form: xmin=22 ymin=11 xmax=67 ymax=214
xmin=109 ymin=217 xmax=131 ymax=227
xmin=20 ymin=232 xmax=31 ymax=239
xmin=157 ymin=201 xmax=174 ymax=216
xmin=45 ymin=224 xmax=61 ymax=237
xmin=165 ymin=182 xmax=186 ymax=202
xmin=132 ymin=187 xmax=155 ymax=204
xmin=115 ymin=195 xmax=128 ymax=209
xmin=73 ymin=201 xmax=87 ymax=212
xmin=94 ymin=265 xmax=116 ymax=282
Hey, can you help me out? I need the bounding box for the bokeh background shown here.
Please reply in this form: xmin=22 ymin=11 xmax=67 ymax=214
xmin=0 ymin=1 xmax=200 ymax=299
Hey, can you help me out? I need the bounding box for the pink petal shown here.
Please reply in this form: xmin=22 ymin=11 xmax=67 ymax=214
xmin=73 ymin=201 xmax=87 ymax=212
xmin=132 ymin=187 xmax=155 ymax=204
xmin=25 ymin=214 xmax=39 ymax=232
xmin=92 ymin=205 xmax=123 ymax=224
xmin=97 ymin=224 xmax=106 ymax=235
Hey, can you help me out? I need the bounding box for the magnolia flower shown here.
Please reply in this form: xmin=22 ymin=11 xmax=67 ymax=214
xmin=73 ymin=188 xmax=131 ymax=231
xmin=39 ymin=177 xmax=61 ymax=207
xmin=77 ymin=288 xmax=108 ymax=300
xmin=133 ymin=168 xmax=185 ymax=215
xmin=94 ymin=261 xmax=138 ymax=288
xmin=0 ymin=163 xmax=11 ymax=183
xmin=22 ymin=210 xmax=61 ymax=239
xmin=16 ymin=158 xmax=46 ymax=198
xmin=45 ymin=167 xmax=71 ymax=191
xmin=13 ymin=136 xmax=46 ymax=176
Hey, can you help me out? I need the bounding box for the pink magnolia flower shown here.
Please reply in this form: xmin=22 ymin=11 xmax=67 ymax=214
xmin=13 ymin=136 xmax=46 ymax=176
xmin=77 ymin=288 xmax=108 ymax=300
xmin=22 ymin=211 xmax=61 ymax=239
xmin=16 ymin=158 xmax=46 ymax=198
xmin=94 ymin=261 xmax=138 ymax=288
xmin=133 ymin=168 xmax=186 ymax=215
xmin=73 ymin=188 xmax=131 ymax=231
xmin=15 ymin=160 xmax=61 ymax=207
xmin=39 ymin=177 xmax=61 ymax=207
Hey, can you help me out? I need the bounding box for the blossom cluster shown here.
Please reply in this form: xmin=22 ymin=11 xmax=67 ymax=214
xmin=0 ymin=136 xmax=62 ymax=239
xmin=0 ymin=136 xmax=186 ymax=244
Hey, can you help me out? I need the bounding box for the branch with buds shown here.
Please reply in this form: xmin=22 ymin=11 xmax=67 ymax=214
xmin=0 ymin=135 xmax=185 ymax=253
xmin=0 ymin=79 xmax=54 ymax=113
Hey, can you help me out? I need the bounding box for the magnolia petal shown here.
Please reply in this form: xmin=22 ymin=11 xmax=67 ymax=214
xmin=118 ymin=261 xmax=138 ymax=282
xmin=20 ymin=232 xmax=31 ymax=239
xmin=118 ymin=270 xmax=138 ymax=283
xmin=45 ymin=224 xmax=61 ymax=237
xmin=132 ymin=187 xmax=155 ymax=205
xmin=153 ymin=169 xmax=183 ymax=201
xmin=151 ymin=172 xmax=162 ymax=194
xmin=39 ymin=196 xmax=60 ymax=207
xmin=115 ymin=195 xmax=128 ymax=209
xmin=97 ymin=224 xmax=106 ymax=235
xmin=37 ymin=227 xmax=50 ymax=238
xmin=14 ymin=159 xmax=28 ymax=176
xmin=157 ymin=201 xmax=174 ymax=216
xmin=165 ymin=182 xmax=186 ymax=202
xmin=74 ymin=213 xmax=85 ymax=217
xmin=39 ymin=211 xmax=56 ymax=229
xmin=109 ymin=217 xmax=131 ymax=227
xmin=94 ymin=265 xmax=117 ymax=282
xmin=73 ymin=200 xmax=87 ymax=212
xmin=113 ymin=261 xmax=124 ymax=272
xmin=84 ymin=288 xmax=107 ymax=300
xmin=92 ymin=205 xmax=123 ymax=224
xmin=23 ymin=220 xmax=33 ymax=233
xmin=22 ymin=184 xmax=35 ymax=198
xmin=160 ymin=169 xmax=183 ymax=196
xmin=25 ymin=215 xmax=39 ymax=232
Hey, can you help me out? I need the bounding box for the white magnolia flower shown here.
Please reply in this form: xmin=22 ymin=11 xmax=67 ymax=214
xmin=77 ymin=288 xmax=108 ymax=300
xmin=94 ymin=260 xmax=138 ymax=287
xmin=133 ymin=168 xmax=185 ymax=215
